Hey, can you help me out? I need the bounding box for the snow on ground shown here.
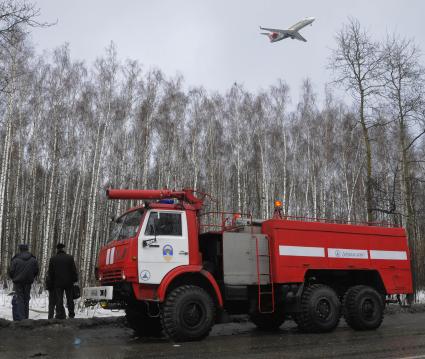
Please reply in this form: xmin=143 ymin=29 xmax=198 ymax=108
xmin=0 ymin=286 xmax=124 ymax=321
xmin=415 ymin=290 xmax=425 ymax=303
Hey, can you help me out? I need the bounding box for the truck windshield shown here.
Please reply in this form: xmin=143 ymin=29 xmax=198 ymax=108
xmin=110 ymin=209 xmax=144 ymax=242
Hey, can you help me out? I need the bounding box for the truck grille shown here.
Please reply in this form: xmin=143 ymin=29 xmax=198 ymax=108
xmin=102 ymin=269 xmax=122 ymax=282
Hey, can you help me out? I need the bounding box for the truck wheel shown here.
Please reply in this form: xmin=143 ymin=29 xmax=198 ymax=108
xmin=343 ymin=285 xmax=384 ymax=330
xmin=297 ymin=284 xmax=340 ymax=333
xmin=125 ymin=304 xmax=162 ymax=337
xmin=250 ymin=310 xmax=285 ymax=331
xmin=161 ymin=285 xmax=215 ymax=342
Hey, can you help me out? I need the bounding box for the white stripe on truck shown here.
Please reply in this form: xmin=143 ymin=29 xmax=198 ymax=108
xmin=279 ymin=245 xmax=407 ymax=261
xmin=110 ymin=247 xmax=115 ymax=264
xmin=370 ymin=250 xmax=407 ymax=260
xmin=106 ymin=248 xmax=111 ymax=265
xmin=279 ymin=245 xmax=325 ymax=257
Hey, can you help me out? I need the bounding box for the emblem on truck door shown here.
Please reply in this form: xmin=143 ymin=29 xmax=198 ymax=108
xmin=163 ymin=244 xmax=174 ymax=262
xmin=140 ymin=270 xmax=151 ymax=281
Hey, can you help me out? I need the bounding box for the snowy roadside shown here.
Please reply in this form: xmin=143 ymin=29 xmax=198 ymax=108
xmin=1 ymin=285 xmax=424 ymax=322
xmin=0 ymin=287 xmax=124 ymax=321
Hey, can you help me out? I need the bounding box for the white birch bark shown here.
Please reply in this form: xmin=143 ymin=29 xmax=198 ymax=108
xmin=0 ymin=56 xmax=16 ymax=275
xmin=59 ymin=177 xmax=68 ymax=245
xmin=67 ymin=159 xmax=84 ymax=249
xmin=40 ymin=121 xmax=59 ymax=280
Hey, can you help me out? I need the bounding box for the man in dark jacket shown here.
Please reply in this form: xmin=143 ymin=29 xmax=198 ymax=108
xmin=8 ymin=243 xmax=39 ymax=321
xmin=48 ymin=243 xmax=78 ymax=319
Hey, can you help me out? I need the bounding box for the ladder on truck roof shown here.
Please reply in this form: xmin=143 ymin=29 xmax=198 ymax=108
xmin=254 ymin=235 xmax=275 ymax=313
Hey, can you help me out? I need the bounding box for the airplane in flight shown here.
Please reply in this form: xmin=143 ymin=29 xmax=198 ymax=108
xmin=260 ymin=17 xmax=315 ymax=43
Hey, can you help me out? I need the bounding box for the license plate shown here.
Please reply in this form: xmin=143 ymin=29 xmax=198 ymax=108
xmin=82 ymin=286 xmax=113 ymax=300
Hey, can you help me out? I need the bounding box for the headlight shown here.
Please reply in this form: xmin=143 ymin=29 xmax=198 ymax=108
xmin=100 ymin=301 xmax=108 ymax=309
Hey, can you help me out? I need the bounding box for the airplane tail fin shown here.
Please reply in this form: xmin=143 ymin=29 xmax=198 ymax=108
xmin=260 ymin=33 xmax=274 ymax=42
xmin=260 ymin=28 xmax=275 ymax=42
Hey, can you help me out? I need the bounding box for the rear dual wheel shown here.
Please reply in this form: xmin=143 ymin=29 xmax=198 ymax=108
xmin=343 ymin=285 xmax=384 ymax=330
xmin=297 ymin=284 xmax=341 ymax=333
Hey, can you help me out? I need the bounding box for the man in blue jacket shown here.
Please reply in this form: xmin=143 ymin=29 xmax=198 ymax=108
xmin=8 ymin=243 xmax=39 ymax=321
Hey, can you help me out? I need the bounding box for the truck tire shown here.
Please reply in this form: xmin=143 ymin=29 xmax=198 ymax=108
xmin=343 ymin=285 xmax=384 ymax=330
xmin=250 ymin=310 xmax=285 ymax=331
xmin=297 ymin=284 xmax=341 ymax=333
xmin=125 ymin=304 xmax=162 ymax=337
xmin=161 ymin=285 xmax=215 ymax=342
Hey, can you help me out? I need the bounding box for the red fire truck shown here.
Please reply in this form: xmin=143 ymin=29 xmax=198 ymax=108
xmin=83 ymin=189 xmax=413 ymax=342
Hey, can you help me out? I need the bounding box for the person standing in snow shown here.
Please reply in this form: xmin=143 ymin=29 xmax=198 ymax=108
xmin=45 ymin=271 xmax=56 ymax=319
xmin=48 ymin=243 xmax=78 ymax=319
xmin=8 ymin=243 xmax=39 ymax=321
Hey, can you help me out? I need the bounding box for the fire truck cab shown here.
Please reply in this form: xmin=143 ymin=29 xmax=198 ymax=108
xmin=83 ymin=189 xmax=413 ymax=342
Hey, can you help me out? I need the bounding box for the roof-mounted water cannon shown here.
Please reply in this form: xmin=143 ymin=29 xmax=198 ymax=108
xmin=106 ymin=188 xmax=204 ymax=210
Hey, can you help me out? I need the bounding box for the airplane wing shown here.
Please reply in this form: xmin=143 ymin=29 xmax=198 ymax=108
xmin=292 ymin=31 xmax=307 ymax=42
xmin=259 ymin=26 xmax=286 ymax=33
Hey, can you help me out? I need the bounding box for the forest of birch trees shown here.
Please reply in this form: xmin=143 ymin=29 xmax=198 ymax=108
xmin=0 ymin=3 xmax=425 ymax=291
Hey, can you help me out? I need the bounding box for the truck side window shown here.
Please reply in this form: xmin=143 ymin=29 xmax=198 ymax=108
xmin=109 ymin=217 xmax=123 ymax=242
xmin=145 ymin=212 xmax=182 ymax=236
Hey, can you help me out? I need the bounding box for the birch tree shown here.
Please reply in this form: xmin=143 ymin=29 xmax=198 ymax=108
xmin=82 ymin=43 xmax=119 ymax=286
xmin=382 ymin=35 xmax=425 ymax=291
xmin=0 ymin=31 xmax=28 ymax=275
xmin=330 ymin=18 xmax=384 ymax=222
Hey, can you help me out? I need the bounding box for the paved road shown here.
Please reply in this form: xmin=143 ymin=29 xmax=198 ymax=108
xmin=1 ymin=311 xmax=425 ymax=359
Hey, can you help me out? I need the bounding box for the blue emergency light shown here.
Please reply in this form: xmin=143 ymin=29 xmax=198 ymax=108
xmin=159 ymin=199 xmax=174 ymax=204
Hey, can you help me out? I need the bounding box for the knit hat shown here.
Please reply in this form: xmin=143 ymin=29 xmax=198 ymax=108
xmin=18 ymin=243 xmax=28 ymax=251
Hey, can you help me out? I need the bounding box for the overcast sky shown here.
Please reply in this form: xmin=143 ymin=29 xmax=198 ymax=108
xmin=32 ymin=0 xmax=425 ymax=105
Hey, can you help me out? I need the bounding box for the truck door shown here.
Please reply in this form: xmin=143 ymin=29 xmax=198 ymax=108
xmin=138 ymin=210 xmax=189 ymax=284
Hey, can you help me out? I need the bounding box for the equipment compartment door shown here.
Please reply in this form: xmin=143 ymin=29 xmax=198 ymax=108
xmin=137 ymin=210 xmax=189 ymax=284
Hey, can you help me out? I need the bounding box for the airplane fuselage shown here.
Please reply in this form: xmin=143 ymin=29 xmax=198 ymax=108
xmin=289 ymin=17 xmax=315 ymax=32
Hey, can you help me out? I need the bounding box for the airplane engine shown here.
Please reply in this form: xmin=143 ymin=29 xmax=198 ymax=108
xmin=268 ymin=32 xmax=279 ymax=42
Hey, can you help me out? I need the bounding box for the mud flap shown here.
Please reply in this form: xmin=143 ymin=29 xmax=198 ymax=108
xmin=284 ymin=283 xmax=304 ymax=314
xmin=215 ymin=308 xmax=231 ymax=324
